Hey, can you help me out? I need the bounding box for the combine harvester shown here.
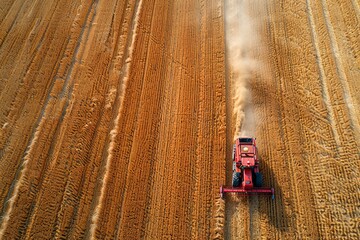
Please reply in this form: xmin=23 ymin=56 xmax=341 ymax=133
xmin=220 ymin=137 xmax=274 ymax=199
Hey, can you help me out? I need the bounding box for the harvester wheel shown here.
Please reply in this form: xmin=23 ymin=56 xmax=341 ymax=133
xmin=232 ymin=172 xmax=241 ymax=187
xmin=254 ymin=172 xmax=263 ymax=187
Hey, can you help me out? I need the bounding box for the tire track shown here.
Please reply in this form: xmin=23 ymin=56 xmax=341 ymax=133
xmin=88 ymin=0 xmax=148 ymax=238
xmin=306 ymin=0 xmax=341 ymax=146
xmin=0 ymin=0 xmax=26 ymax=50
xmin=140 ymin=2 xmax=181 ymax=238
xmin=88 ymin=2 xmax=152 ymax=238
xmin=350 ymin=0 xmax=360 ymax=21
xmin=116 ymin=1 xmax=191 ymax=237
xmin=208 ymin=0 xmax=226 ymax=238
xmin=0 ymin=0 xmax=58 ymax=151
xmin=304 ymin=1 xmax=360 ymax=237
xmin=0 ymin=1 xmax=99 ymax=238
xmin=60 ymin=1 xmax=134 ymax=238
xmin=191 ymin=1 xmax=210 ymax=237
xmin=116 ymin=0 xmax=184 ymax=234
xmin=140 ymin=1 xmax=175 ymax=239
xmin=271 ymin=2 xmax=320 ymax=238
xmin=0 ymin=0 xmax=64 ymax=233
xmin=320 ymin=0 xmax=360 ymax=140
xmin=0 ymin=0 xmax=17 ymax=23
xmin=84 ymin=0 xmax=142 ymax=237
xmin=52 ymin=0 xmax=131 ymax=238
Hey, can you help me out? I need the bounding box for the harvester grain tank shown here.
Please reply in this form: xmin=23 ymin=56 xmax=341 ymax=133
xmin=220 ymin=137 xmax=274 ymax=199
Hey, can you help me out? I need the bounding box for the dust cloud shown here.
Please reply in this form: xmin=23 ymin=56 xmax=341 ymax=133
xmin=225 ymin=0 xmax=264 ymax=139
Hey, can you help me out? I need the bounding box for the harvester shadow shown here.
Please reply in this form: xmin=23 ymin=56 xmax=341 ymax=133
xmin=255 ymin=158 xmax=293 ymax=232
xmin=225 ymin=159 xmax=293 ymax=234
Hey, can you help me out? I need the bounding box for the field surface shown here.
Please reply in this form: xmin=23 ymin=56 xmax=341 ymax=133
xmin=0 ymin=0 xmax=359 ymax=239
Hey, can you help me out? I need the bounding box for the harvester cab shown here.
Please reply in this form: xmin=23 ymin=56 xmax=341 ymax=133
xmin=220 ymin=137 xmax=274 ymax=199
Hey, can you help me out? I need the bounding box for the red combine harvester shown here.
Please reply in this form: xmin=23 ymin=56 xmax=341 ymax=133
xmin=220 ymin=137 xmax=274 ymax=199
